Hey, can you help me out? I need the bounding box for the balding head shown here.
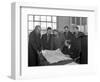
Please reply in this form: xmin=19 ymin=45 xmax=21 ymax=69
xmin=34 ymin=25 xmax=41 ymax=34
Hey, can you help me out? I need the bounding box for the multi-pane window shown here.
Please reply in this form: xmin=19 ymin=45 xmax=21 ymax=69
xmin=71 ymin=17 xmax=87 ymax=34
xmin=28 ymin=15 xmax=57 ymax=34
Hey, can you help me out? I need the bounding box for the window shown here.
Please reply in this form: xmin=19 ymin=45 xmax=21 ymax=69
xmin=71 ymin=17 xmax=87 ymax=34
xmin=81 ymin=17 xmax=87 ymax=25
xmin=76 ymin=17 xmax=80 ymax=25
xmin=72 ymin=17 xmax=75 ymax=24
xmin=34 ymin=16 xmax=40 ymax=21
xmin=28 ymin=15 xmax=57 ymax=35
xmin=29 ymin=15 xmax=33 ymax=21
xmin=47 ymin=16 xmax=51 ymax=21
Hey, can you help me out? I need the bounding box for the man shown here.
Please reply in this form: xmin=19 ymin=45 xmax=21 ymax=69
xmin=51 ymin=30 xmax=65 ymax=50
xmin=41 ymin=27 xmax=53 ymax=50
xmin=28 ymin=25 xmax=41 ymax=66
xmin=80 ymin=34 xmax=88 ymax=64
xmin=73 ymin=26 xmax=88 ymax=64
xmin=62 ymin=40 xmax=72 ymax=55
xmin=72 ymin=26 xmax=87 ymax=64
xmin=62 ymin=26 xmax=74 ymax=55
xmin=63 ymin=25 xmax=73 ymax=41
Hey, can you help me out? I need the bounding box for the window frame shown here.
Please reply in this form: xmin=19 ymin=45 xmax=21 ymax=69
xmin=28 ymin=14 xmax=57 ymax=34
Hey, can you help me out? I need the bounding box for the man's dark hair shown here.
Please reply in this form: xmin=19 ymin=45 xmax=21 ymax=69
xmin=53 ymin=29 xmax=58 ymax=32
xmin=67 ymin=40 xmax=71 ymax=45
xmin=64 ymin=25 xmax=69 ymax=29
xmin=47 ymin=27 xmax=52 ymax=31
xmin=74 ymin=26 xmax=79 ymax=30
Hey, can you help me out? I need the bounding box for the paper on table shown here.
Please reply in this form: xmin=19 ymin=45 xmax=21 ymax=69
xmin=42 ymin=49 xmax=72 ymax=64
xmin=67 ymin=62 xmax=78 ymax=65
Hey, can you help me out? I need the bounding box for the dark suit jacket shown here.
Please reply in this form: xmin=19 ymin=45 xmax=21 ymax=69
xmin=64 ymin=31 xmax=74 ymax=40
xmin=51 ymin=33 xmax=65 ymax=50
xmin=62 ymin=44 xmax=80 ymax=59
xmin=62 ymin=45 xmax=72 ymax=55
xmin=80 ymin=35 xmax=88 ymax=64
xmin=41 ymin=33 xmax=53 ymax=50
xmin=28 ymin=30 xmax=41 ymax=66
xmin=71 ymin=32 xmax=88 ymax=63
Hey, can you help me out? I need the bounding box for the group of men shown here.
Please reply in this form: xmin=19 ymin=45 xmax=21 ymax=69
xmin=28 ymin=25 xmax=88 ymax=66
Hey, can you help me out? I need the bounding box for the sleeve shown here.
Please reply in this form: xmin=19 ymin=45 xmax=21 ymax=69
xmin=60 ymin=33 xmax=66 ymax=51
xmin=50 ymin=36 xmax=54 ymax=50
xmin=29 ymin=39 xmax=39 ymax=51
xmin=41 ymin=35 xmax=44 ymax=50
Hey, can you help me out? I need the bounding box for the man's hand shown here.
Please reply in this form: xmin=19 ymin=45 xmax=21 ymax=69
xmin=37 ymin=51 xmax=41 ymax=55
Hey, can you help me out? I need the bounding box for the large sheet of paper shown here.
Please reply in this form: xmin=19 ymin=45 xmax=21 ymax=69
xmin=42 ymin=49 xmax=72 ymax=64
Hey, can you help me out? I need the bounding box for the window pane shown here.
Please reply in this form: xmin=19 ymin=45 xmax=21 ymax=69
xmin=34 ymin=22 xmax=40 ymax=28
xmin=41 ymin=22 xmax=46 ymax=29
xmin=29 ymin=22 xmax=33 ymax=30
xmin=29 ymin=15 xmax=33 ymax=21
xmin=76 ymin=17 xmax=80 ymax=25
xmin=47 ymin=16 xmax=51 ymax=21
xmin=78 ymin=25 xmax=84 ymax=32
xmin=52 ymin=16 xmax=56 ymax=22
xmin=47 ymin=23 xmax=52 ymax=28
xmin=41 ymin=30 xmax=47 ymax=35
xmin=52 ymin=23 xmax=56 ymax=29
xmin=41 ymin=16 xmax=46 ymax=21
xmin=82 ymin=17 xmax=87 ymax=25
xmin=34 ymin=16 xmax=40 ymax=21
xmin=84 ymin=25 xmax=88 ymax=34
xmin=72 ymin=17 xmax=75 ymax=24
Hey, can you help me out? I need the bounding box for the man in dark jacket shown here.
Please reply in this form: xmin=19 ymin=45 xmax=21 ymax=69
xmin=62 ymin=40 xmax=72 ymax=55
xmin=72 ymin=26 xmax=88 ymax=64
xmin=62 ymin=26 xmax=74 ymax=55
xmin=51 ymin=30 xmax=65 ymax=50
xmin=41 ymin=27 xmax=53 ymax=50
xmin=63 ymin=25 xmax=74 ymax=41
xmin=80 ymin=35 xmax=88 ymax=64
xmin=28 ymin=25 xmax=41 ymax=66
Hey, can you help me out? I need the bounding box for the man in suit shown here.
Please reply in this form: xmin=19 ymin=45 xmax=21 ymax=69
xmin=51 ymin=30 xmax=65 ymax=50
xmin=62 ymin=40 xmax=72 ymax=55
xmin=72 ymin=26 xmax=87 ymax=64
xmin=41 ymin=27 xmax=53 ymax=50
xmin=62 ymin=26 xmax=74 ymax=55
xmin=63 ymin=25 xmax=74 ymax=41
xmin=28 ymin=25 xmax=41 ymax=66
xmin=80 ymin=33 xmax=88 ymax=64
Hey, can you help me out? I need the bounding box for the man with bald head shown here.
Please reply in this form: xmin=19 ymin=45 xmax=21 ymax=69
xmin=28 ymin=25 xmax=41 ymax=66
